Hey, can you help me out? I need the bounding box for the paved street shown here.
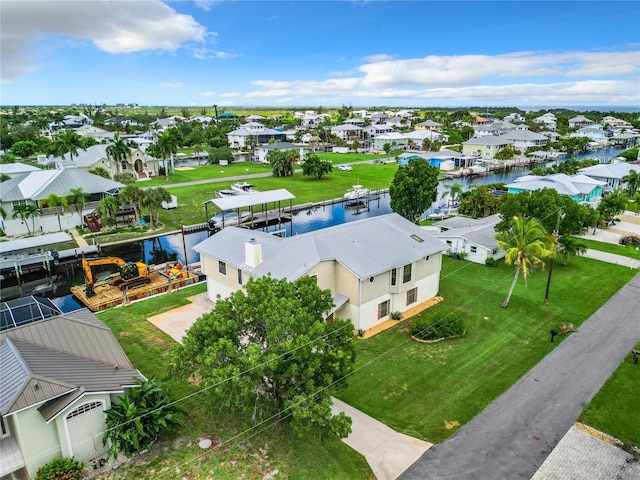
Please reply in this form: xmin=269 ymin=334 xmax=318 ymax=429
xmin=400 ymin=272 xmax=640 ymax=480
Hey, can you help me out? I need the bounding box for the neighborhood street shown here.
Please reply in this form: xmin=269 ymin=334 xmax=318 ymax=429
xmin=400 ymin=271 xmax=640 ymax=480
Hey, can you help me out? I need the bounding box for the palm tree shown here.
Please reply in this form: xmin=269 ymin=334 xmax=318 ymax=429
xmin=597 ymin=189 xmax=628 ymax=225
xmin=119 ymin=184 xmax=145 ymax=225
xmin=97 ymin=195 xmax=119 ymax=226
xmin=157 ymin=130 xmax=179 ymax=181
xmin=623 ymin=170 xmax=639 ymax=198
xmin=25 ymin=204 xmax=42 ymax=234
xmin=12 ymin=204 xmax=31 ymax=234
xmin=56 ymin=129 xmax=81 ymax=161
xmin=558 ymin=236 xmax=587 ymax=266
xmin=43 ymin=193 xmax=70 ymax=231
xmin=106 ymin=133 xmax=132 ymax=176
xmin=495 ymin=216 xmax=554 ymax=308
xmin=68 ymin=187 xmax=89 ymax=222
xmin=142 ymin=187 xmax=172 ymax=228
xmin=441 ymin=182 xmax=464 ymax=207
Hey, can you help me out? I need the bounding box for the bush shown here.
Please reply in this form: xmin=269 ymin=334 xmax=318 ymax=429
xmin=411 ymin=315 xmax=465 ymax=341
xmin=35 ymin=457 xmax=84 ymax=480
xmin=619 ymin=235 xmax=640 ymax=246
xmin=485 ymin=257 xmax=497 ymax=267
xmin=390 ymin=311 xmax=403 ymax=321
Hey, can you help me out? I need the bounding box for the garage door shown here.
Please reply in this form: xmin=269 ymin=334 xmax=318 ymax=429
xmin=66 ymin=401 xmax=108 ymax=461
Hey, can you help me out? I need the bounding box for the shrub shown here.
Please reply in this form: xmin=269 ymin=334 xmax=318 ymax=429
xmin=619 ymin=235 xmax=640 ymax=246
xmin=35 ymin=457 xmax=84 ymax=480
xmin=390 ymin=311 xmax=403 ymax=321
xmin=485 ymin=257 xmax=497 ymax=267
xmin=411 ymin=315 xmax=465 ymax=341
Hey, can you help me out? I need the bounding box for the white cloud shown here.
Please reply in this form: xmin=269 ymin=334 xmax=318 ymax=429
xmin=160 ymin=82 xmax=183 ymax=89
xmin=197 ymin=91 xmax=218 ymax=97
xmin=1 ymin=0 xmax=208 ymax=84
xmin=242 ymin=50 xmax=639 ymax=104
xmin=362 ymin=53 xmax=394 ymax=63
xmin=194 ymin=0 xmax=221 ymax=11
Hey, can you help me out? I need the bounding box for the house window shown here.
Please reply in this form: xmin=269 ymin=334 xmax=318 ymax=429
xmin=0 ymin=415 xmax=9 ymax=438
xmin=403 ymin=264 xmax=412 ymax=284
xmin=12 ymin=200 xmax=26 ymax=207
xmin=378 ymin=300 xmax=390 ymax=319
xmin=218 ymin=261 xmax=226 ymax=275
xmin=66 ymin=401 xmax=102 ymax=419
xmin=407 ymin=287 xmax=418 ymax=306
xmin=390 ymin=268 xmax=397 ymax=286
xmin=425 ymin=256 xmax=430 ymax=261
xmin=446 ymin=240 xmax=452 ymax=246
xmin=470 ymin=246 xmax=477 ymax=253
xmin=237 ymin=269 xmax=242 ymax=285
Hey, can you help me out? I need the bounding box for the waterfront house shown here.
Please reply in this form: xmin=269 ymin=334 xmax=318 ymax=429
xmin=194 ymin=213 xmax=447 ymax=332
xmin=0 ymin=169 xmax=124 ymax=236
xmin=498 ymin=130 xmax=547 ymax=152
xmin=227 ymin=122 xmax=287 ymax=148
xmin=372 ymin=132 xmax=408 ymax=151
xmin=255 ymin=142 xmax=307 ymax=164
xmin=570 ymin=124 xmax=613 ymax=143
xmin=569 ymin=115 xmax=595 ymax=129
xmin=330 ymin=124 xmax=364 ymax=142
xmin=462 ymin=136 xmax=512 ymax=159
xmin=505 ymin=173 xmax=605 ymax=208
xmin=532 ymin=113 xmax=557 ymax=131
xmin=433 ymin=214 xmax=505 ymax=264
xmin=578 ymin=161 xmax=640 ymax=190
xmin=0 ymin=307 xmax=144 ymax=478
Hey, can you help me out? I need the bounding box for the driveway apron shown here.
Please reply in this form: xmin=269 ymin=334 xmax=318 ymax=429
xmin=400 ymin=272 xmax=640 ymax=480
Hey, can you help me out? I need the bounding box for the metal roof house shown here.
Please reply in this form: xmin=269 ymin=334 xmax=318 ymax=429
xmin=505 ymin=173 xmax=606 ymax=208
xmin=0 ymin=309 xmax=144 ymax=478
xmin=194 ymin=213 xmax=447 ymax=332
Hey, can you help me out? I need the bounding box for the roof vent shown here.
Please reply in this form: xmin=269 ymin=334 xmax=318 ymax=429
xmin=411 ymin=234 xmax=424 ymax=243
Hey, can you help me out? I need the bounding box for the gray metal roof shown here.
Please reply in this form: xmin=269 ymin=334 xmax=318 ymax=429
xmin=0 ymin=310 xmax=143 ymax=416
xmin=205 ymin=189 xmax=296 ymax=211
xmin=0 ymin=232 xmax=72 ymax=255
xmin=463 ymin=136 xmax=511 ymax=146
xmin=0 ymin=169 xmax=124 ymax=202
xmin=434 ymin=214 xmax=501 ymax=230
xmin=195 ymin=213 xmax=447 ymax=280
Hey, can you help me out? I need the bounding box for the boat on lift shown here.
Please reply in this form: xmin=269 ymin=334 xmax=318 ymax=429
xmin=343 ymin=185 xmax=370 ymax=202
xmin=217 ymin=182 xmax=259 ymax=198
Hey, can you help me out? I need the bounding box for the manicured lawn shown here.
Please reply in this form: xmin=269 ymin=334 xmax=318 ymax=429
xmin=337 ymin=256 xmax=636 ymax=444
xmin=571 ymin=236 xmax=640 ymax=260
xmin=97 ymin=282 xmax=372 ymax=480
xmin=579 ymin=342 xmax=640 ymax=448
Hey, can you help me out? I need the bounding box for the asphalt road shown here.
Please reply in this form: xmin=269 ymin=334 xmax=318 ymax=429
xmin=400 ymin=271 xmax=640 ymax=480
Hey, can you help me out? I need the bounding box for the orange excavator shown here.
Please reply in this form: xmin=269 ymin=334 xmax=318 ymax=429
xmin=82 ymin=254 xmax=152 ymax=297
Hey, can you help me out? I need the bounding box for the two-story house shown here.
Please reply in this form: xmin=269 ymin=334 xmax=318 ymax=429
xmin=194 ymin=213 xmax=447 ymax=332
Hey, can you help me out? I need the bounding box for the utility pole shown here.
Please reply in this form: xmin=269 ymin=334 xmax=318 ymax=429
xmin=544 ymin=208 xmax=563 ymax=305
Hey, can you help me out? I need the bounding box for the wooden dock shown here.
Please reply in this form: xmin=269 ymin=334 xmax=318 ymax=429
xmin=70 ymin=269 xmax=200 ymax=312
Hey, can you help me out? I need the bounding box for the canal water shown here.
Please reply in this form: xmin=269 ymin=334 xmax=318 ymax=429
xmin=7 ymin=146 xmax=628 ymax=311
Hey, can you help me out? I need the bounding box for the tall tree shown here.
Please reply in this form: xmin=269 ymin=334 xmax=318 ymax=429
xmin=56 ymin=129 xmax=81 ymax=161
xmin=268 ymin=149 xmax=296 ymax=177
xmin=441 ymin=182 xmax=464 ymax=207
xmin=390 ymin=158 xmax=440 ymax=223
xmin=157 ymin=129 xmax=179 ymax=180
xmin=106 ymin=133 xmax=132 ymax=175
xmin=12 ymin=203 xmax=31 ymax=234
xmin=142 ymin=187 xmax=171 ymax=228
xmin=495 ymin=216 xmax=554 ymax=308
xmin=118 ymin=184 xmax=144 ymax=225
xmin=173 ymin=275 xmax=355 ymax=438
xmin=97 ymin=195 xmax=119 ymax=226
xmin=557 ymin=236 xmax=587 ymax=266
xmin=301 ymin=154 xmax=332 ymax=180
xmin=623 ymin=170 xmax=639 ymax=198
xmin=25 ymin=204 xmax=42 ymax=234
xmin=597 ymin=189 xmax=628 ymax=225
xmin=43 ymin=193 xmax=70 ymax=231
xmin=68 ymin=187 xmax=89 ymax=222
xmin=458 ymin=185 xmax=501 ymax=219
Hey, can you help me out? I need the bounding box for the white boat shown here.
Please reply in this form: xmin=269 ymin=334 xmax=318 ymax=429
xmin=343 ymin=185 xmax=370 ymax=202
xmin=218 ymin=182 xmax=259 ymax=198
xmin=208 ymin=210 xmax=253 ymax=227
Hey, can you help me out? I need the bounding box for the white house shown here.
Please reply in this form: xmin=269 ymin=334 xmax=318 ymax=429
xmin=330 ymin=124 xmax=364 ymax=142
xmin=569 ymin=115 xmax=595 ymax=129
xmin=462 ymin=136 xmax=512 ymax=159
xmin=570 ymin=124 xmax=613 ymax=143
xmin=433 ymin=214 xmax=505 ymax=264
xmin=193 ymin=213 xmax=447 ymax=332
xmin=578 ymin=162 xmax=640 ymax=190
xmin=372 ymin=132 xmax=408 ymax=151
xmin=498 ymin=130 xmax=547 ymax=151
xmin=255 ymin=142 xmax=307 ymax=164
xmin=227 ymin=122 xmax=287 ymax=148
xmin=0 ymin=303 xmax=144 ymax=478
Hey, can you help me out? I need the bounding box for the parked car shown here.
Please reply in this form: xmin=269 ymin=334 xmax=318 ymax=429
xmin=338 ymin=164 xmax=352 ymax=171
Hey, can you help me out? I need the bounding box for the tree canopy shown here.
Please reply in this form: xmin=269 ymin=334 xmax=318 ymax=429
xmin=301 ymin=153 xmax=332 ymax=180
xmin=389 ymin=158 xmax=439 ymax=223
xmin=173 ymin=275 xmax=355 ymax=438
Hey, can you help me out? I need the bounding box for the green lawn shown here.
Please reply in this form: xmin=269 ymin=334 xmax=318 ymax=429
xmin=571 ymin=236 xmax=640 ymax=260
xmin=579 ymin=342 xmax=640 ymax=448
xmin=337 ymin=256 xmax=636 ymax=444
xmin=96 ymin=283 xmax=372 ymax=480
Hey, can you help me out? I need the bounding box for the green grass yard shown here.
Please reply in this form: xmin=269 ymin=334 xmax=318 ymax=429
xmin=337 ymin=256 xmax=637 ymax=443
xmin=571 ymin=236 xmax=640 ymax=260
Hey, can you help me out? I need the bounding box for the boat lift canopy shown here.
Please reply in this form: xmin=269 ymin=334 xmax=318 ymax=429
xmin=0 ymin=232 xmax=72 ymax=255
xmin=203 ymin=188 xmax=295 ymax=211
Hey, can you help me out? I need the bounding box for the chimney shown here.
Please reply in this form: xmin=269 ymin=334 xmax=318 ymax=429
xmin=245 ymin=238 xmax=262 ymax=268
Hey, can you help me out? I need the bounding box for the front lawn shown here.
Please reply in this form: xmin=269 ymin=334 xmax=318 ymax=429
xmin=579 ymin=342 xmax=640 ymax=448
xmin=571 ymin=236 xmax=640 ymax=260
xmin=337 ymin=256 xmax=636 ymax=444
xmin=97 ymin=283 xmax=372 ymax=480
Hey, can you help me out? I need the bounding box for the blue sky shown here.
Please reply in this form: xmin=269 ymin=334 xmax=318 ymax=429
xmin=1 ymin=1 xmax=639 ymax=108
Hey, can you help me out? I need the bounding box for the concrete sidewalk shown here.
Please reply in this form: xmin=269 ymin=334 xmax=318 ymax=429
xmin=583 ymin=249 xmax=640 ymax=269
xmin=331 ymin=397 xmax=432 ymax=480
